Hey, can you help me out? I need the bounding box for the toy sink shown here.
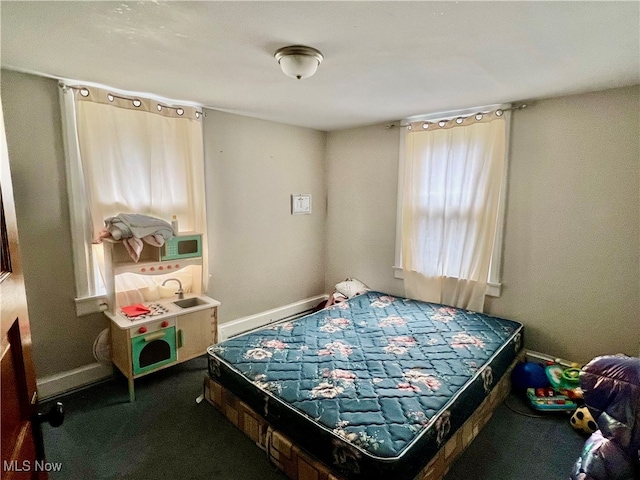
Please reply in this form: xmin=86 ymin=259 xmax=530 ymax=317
xmin=173 ymin=297 xmax=208 ymax=309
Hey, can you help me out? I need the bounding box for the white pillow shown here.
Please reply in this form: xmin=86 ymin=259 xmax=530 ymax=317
xmin=335 ymin=278 xmax=368 ymax=298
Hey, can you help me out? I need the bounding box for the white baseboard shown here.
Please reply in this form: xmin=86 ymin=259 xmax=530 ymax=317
xmin=218 ymin=294 xmax=328 ymax=342
xmin=37 ymin=362 xmax=113 ymax=400
xmin=37 ymin=295 xmax=329 ymax=398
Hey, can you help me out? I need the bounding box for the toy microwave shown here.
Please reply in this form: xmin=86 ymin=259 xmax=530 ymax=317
xmin=161 ymin=233 xmax=202 ymax=261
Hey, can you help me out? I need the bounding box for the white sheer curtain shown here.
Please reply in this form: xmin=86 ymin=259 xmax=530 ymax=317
xmin=401 ymin=113 xmax=506 ymax=312
xmin=68 ymin=85 xmax=208 ymax=306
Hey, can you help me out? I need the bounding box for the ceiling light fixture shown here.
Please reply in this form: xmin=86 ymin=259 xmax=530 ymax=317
xmin=274 ymin=45 xmax=323 ymax=80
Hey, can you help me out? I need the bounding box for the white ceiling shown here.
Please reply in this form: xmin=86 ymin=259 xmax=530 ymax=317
xmin=2 ymin=1 xmax=639 ymax=131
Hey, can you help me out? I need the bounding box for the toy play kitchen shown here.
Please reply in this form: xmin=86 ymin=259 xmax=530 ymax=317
xmin=103 ymin=232 xmax=219 ymax=401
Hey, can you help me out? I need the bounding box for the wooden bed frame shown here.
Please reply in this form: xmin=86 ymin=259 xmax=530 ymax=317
xmin=203 ymin=352 xmax=523 ymax=480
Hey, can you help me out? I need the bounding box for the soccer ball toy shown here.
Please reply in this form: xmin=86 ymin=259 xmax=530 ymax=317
xmin=570 ymin=406 xmax=597 ymax=435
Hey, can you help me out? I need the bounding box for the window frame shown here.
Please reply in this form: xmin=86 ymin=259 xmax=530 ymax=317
xmin=393 ymin=103 xmax=511 ymax=297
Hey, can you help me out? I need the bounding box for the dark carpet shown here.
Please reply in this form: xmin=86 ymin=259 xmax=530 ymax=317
xmin=41 ymin=357 xmax=585 ymax=480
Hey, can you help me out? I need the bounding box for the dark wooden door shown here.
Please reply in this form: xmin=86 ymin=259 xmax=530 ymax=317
xmin=0 ymin=100 xmax=45 ymax=479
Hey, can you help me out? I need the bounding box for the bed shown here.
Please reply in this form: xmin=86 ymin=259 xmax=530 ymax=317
xmin=205 ymin=291 xmax=524 ymax=480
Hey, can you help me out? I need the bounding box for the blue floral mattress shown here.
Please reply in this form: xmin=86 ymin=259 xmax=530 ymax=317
xmin=207 ymin=291 xmax=523 ymax=480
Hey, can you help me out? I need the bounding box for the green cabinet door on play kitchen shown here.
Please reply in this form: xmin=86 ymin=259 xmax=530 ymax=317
xmin=131 ymin=326 xmax=177 ymax=375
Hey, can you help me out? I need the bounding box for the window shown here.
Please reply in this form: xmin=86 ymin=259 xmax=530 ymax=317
xmin=60 ymin=83 xmax=207 ymax=312
xmin=394 ymin=104 xmax=511 ymax=310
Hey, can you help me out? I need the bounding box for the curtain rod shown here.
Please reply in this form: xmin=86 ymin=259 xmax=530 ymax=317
xmin=59 ymin=83 xmax=206 ymax=117
xmin=386 ymin=103 xmax=530 ymax=130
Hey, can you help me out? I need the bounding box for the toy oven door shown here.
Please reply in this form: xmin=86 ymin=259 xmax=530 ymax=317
xmin=131 ymin=327 xmax=177 ymax=375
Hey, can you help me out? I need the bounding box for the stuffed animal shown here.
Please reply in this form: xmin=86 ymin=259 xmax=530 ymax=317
xmin=570 ymin=406 xmax=597 ymax=435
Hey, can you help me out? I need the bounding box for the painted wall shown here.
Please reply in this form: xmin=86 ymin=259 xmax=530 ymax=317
xmin=326 ymin=85 xmax=640 ymax=365
xmin=486 ymin=86 xmax=640 ymax=364
xmin=2 ymin=67 xmax=638 ymax=380
xmin=1 ymin=70 xmax=327 ymax=379
xmin=324 ymin=123 xmax=404 ymax=297
xmin=203 ymin=110 xmax=327 ymax=323
xmin=1 ymin=70 xmax=108 ymax=378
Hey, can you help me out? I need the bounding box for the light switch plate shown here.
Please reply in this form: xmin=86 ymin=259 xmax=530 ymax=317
xmin=291 ymin=194 xmax=312 ymax=215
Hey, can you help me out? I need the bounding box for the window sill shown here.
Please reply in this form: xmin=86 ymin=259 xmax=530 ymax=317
xmin=486 ymin=282 xmax=502 ymax=297
xmin=392 ymin=267 xmax=502 ymax=298
xmin=75 ymin=295 xmax=109 ymax=317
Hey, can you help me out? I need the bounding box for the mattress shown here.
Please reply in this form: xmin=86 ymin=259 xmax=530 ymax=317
xmin=207 ymin=291 xmax=523 ymax=480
